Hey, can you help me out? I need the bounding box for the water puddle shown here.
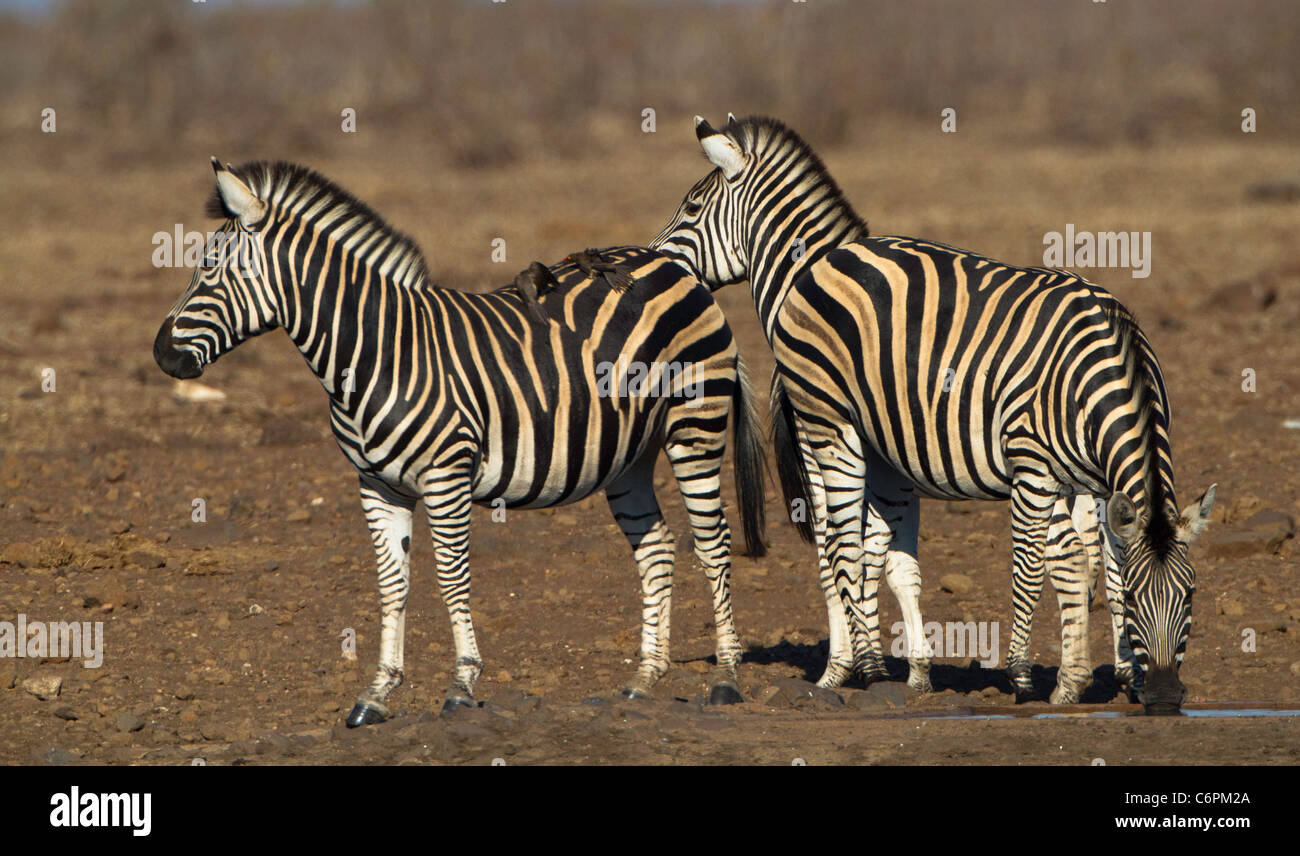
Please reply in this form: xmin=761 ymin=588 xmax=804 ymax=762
xmin=895 ymin=702 xmax=1300 ymax=721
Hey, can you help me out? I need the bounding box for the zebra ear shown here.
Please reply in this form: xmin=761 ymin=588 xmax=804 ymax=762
xmin=1175 ymin=483 xmax=1217 ymax=544
xmin=695 ymin=118 xmax=746 ymax=180
xmin=1106 ymin=492 xmax=1140 ymax=544
xmin=211 ymin=157 xmax=267 ymax=227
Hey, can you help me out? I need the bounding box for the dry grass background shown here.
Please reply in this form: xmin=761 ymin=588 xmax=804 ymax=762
xmin=3 ymin=0 xmax=1298 ymax=157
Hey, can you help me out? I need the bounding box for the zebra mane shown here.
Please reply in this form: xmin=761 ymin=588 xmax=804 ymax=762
xmin=725 ymin=115 xmax=868 ymax=236
xmin=1105 ymin=301 xmax=1177 ymax=556
xmin=206 ymin=161 xmax=432 ymax=291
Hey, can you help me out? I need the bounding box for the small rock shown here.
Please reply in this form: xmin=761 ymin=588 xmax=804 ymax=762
xmin=40 ymin=747 xmax=80 ymax=766
xmin=286 ymin=509 xmax=311 ymax=523
xmin=22 ymin=675 xmax=63 ymax=700
xmin=53 ymin=706 xmax=78 ymax=721
xmin=1220 ymin=599 xmax=1246 ymax=617
xmin=127 ymin=549 xmax=166 ymax=569
xmin=1290 ymin=661 xmax=1300 ymax=678
xmin=495 ymin=669 xmax=513 ymax=683
xmin=854 ymin=681 xmax=908 ymax=710
xmin=939 ymin=573 xmax=976 ymax=596
xmin=2 ymin=541 xmax=41 ymax=568
xmin=115 ymin=712 xmax=146 ymax=733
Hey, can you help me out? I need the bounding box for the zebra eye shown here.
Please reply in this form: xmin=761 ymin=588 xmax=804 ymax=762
xmin=684 ymin=201 xmax=703 ymax=216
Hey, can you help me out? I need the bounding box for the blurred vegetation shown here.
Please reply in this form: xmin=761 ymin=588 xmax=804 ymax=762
xmin=1 ymin=0 xmax=1296 ymax=164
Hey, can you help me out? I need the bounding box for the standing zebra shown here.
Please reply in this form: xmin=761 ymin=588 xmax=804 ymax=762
xmin=653 ymin=116 xmax=1216 ymax=712
xmin=154 ymin=159 xmax=766 ymax=726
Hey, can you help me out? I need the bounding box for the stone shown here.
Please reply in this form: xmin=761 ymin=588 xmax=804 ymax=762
xmin=53 ymin=706 xmax=78 ymax=721
xmin=115 ymin=712 xmax=146 ymax=733
xmin=127 ymin=549 xmax=166 ymax=569
xmin=939 ymin=573 xmax=976 ymax=596
xmin=22 ymin=675 xmax=63 ymax=700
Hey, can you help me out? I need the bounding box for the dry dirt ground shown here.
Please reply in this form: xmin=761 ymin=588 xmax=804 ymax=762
xmin=1 ymin=128 xmax=1298 ymax=765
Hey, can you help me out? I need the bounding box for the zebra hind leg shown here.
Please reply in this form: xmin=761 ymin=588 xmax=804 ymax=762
xmin=346 ymin=480 xmax=416 ymax=728
xmin=863 ymin=449 xmax=932 ymax=692
xmin=605 ymin=462 xmax=676 ymax=700
xmin=663 ymin=417 xmax=745 ymax=705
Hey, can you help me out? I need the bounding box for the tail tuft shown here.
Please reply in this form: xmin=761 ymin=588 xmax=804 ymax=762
xmin=770 ymin=370 xmax=816 ymax=544
xmin=732 ymin=355 xmax=768 ymax=557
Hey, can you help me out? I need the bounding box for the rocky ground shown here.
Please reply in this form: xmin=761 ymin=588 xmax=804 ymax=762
xmin=2 ymin=129 xmax=1298 ymax=765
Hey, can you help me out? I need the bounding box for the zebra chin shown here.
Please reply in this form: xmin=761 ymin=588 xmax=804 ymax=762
xmin=153 ymin=318 xmax=205 ymax=380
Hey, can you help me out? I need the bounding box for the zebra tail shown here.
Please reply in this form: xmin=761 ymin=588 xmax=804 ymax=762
xmin=769 ymin=370 xmax=816 ymax=544
xmin=732 ymin=355 xmax=769 ymax=557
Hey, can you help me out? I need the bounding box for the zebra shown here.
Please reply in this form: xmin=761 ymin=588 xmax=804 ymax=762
xmin=153 ymin=158 xmax=767 ymax=726
xmin=652 ymin=115 xmax=1216 ymax=712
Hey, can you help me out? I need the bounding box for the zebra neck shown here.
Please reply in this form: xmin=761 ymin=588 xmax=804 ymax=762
xmin=280 ymin=256 xmax=436 ymax=415
xmin=1104 ymin=422 xmax=1179 ymax=523
xmin=747 ymin=217 xmax=863 ymax=341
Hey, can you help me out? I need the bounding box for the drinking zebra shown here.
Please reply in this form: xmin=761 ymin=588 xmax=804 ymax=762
xmin=652 ymin=115 xmax=1216 ymax=712
xmin=154 ymin=159 xmax=767 ymax=726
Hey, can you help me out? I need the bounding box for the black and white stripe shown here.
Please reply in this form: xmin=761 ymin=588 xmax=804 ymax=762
xmin=653 ymin=116 xmax=1215 ymax=711
xmin=155 ymin=158 xmax=767 ymax=724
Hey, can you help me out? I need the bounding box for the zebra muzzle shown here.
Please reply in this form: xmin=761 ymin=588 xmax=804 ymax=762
xmin=153 ymin=317 xmax=204 ymax=379
xmin=1139 ymin=667 xmax=1186 ymax=715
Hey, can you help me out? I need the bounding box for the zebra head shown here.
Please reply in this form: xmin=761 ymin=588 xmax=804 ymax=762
xmin=1106 ymin=483 xmax=1217 ymax=714
xmin=651 ymin=115 xmax=751 ymax=288
xmin=154 ymin=158 xmax=275 ymax=380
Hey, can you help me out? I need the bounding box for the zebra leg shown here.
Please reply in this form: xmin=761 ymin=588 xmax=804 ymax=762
xmin=605 ymin=461 xmax=676 ymax=700
xmin=861 ymin=447 xmax=931 ymax=692
xmin=346 ymin=479 xmax=416 ymax=727
xmin=796 ymin=432 xmax=856 ymax=690
xmin=1005 ymin=475 xmax=1056 ymax=700
xmin=663 ymin=419 xmax=744 ymax=705
xmin=805 ymin=428 xmax=877 ymax=684
xmin=421 ymin=468 xmax=482 ymax=713
xmin=1090 ymin=494 xmax=1137 ymax=696
xmin=1045 ymin=498 xmax=1092 ymax=704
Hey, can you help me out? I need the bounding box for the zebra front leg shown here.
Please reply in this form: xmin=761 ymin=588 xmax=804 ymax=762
xmin=663 ymin=426 xmax=744 ymax=705
xmin=1089 ymin=494 xmax=1137 ymax=696
xmin=346 ymin=479 xmax=416 ymax=728
xmin=605 ymin=465 xmax=676 ymax=699
xmin=1005 ymin=475 xmax=1056 ymax=701
xmin=1045 ymin=498 xmax=1091 ymax=704
xmin=422 ymin=467 xmax=483 ymax=713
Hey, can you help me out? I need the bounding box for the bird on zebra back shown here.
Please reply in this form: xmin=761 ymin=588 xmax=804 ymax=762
xmin=651 ymin=115 xmax=1217 ymax=714
xmin=153 ymin=158 xmax=768 ymax=726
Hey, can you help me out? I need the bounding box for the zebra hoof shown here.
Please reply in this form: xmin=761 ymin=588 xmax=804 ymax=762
xmin=345 ymin=700 xmax=389 ymax=728
xmin=907 ymin=677 xmax=934 ymax=694
xmin=707 ymin=682 xmax=744 ymax=706
xmin=440 ymin=689 xmax=475 ymax=716
xmin=621 ymin=687 xmax=650 ymax=701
